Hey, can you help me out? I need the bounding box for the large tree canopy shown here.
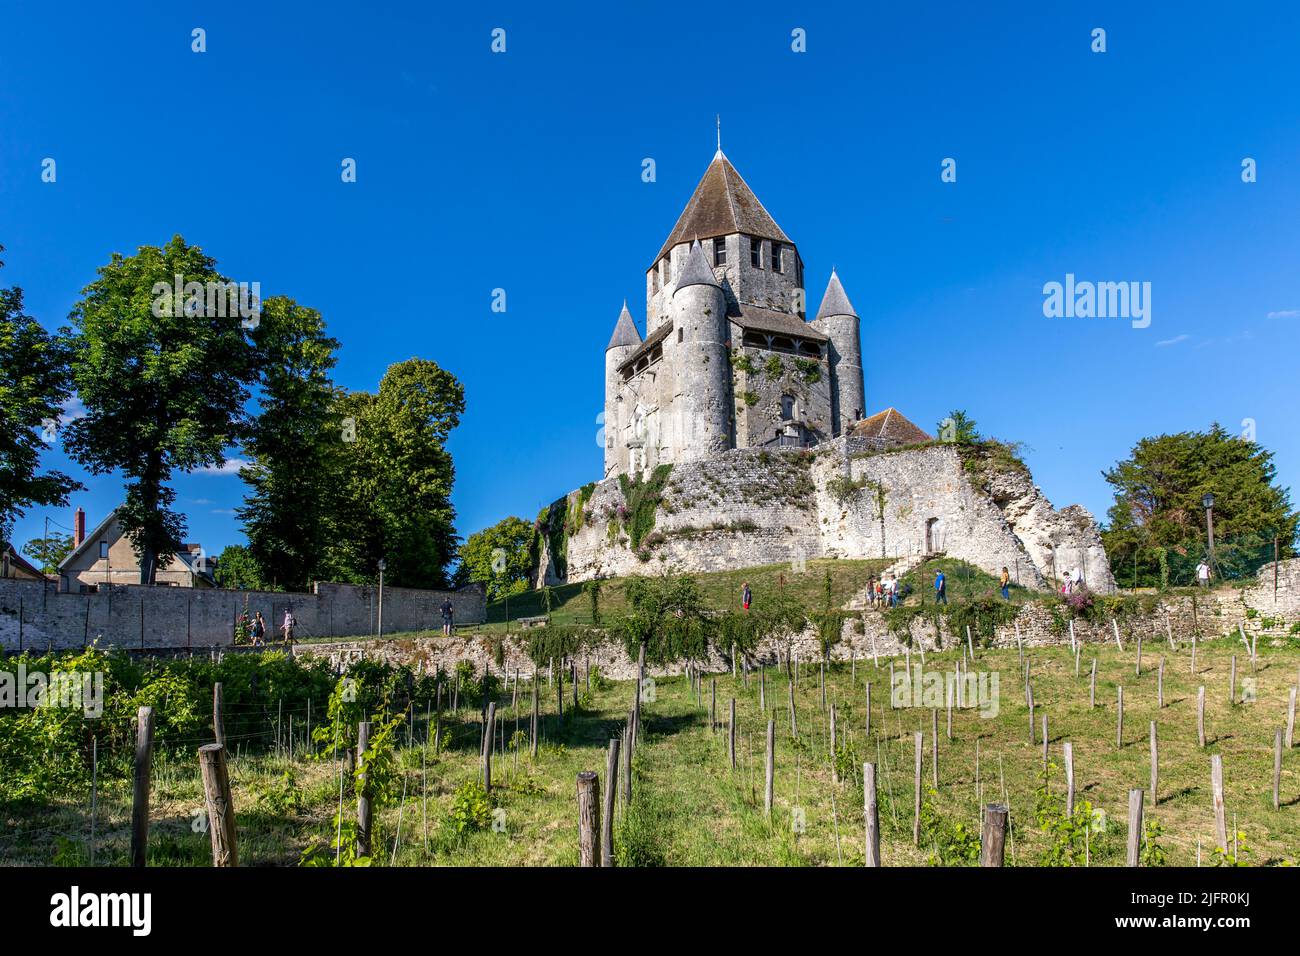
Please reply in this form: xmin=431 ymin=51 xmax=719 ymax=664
xmin=64 ymin=236 xmax=253 ymax=583
xmin=0 ymin=246 xmax=82 ymax=539
xmin=454 ymin=516 xmax=533 ymax=600
xmin=1102 ymin=423 xmax=1297 ymax=587
xmin=237 ymin=296 xmax=341 ymax=591
xmin=316 ymin=359 xmax=465 ymax=589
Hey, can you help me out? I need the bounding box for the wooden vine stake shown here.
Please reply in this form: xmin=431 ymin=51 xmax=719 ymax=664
xmin=912 ymin=731 xmax=923 ymax=846
xmin=764 ymin=718 xmax=775 ymax=819
xmin=1197 ymin=686 xmax=1206 ymax=748
xmin=1211 ymin=755 xmax=1227 ymax=852
xmin=198 ymin=743 xmax=238 ymax=867
xmin=980 ymin=804 xmax=1007 ymax=867
xmin=1125 ymin=788 xmax=1144 ymax=867
xmin=1063 ymin=741 xmax=1075 ymax=817
xmin=130 ymin=706 xmax=154 ymax=868
xmin=576 ymin=771 xmax=599 ymax=867
xmin=602 ymin=737 xmax=619 ymax=866
xmin=864 ymin=762 xmax=881 ymax=866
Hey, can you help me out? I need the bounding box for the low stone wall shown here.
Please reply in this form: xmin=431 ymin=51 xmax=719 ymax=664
xmin=0 ymin=578 xmax=486 ymax=652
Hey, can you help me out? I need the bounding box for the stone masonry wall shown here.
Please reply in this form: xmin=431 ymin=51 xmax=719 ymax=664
xmin=0 ymin=578 xmax=486 ymax=652
xmin=542 ymin=438 xmax=1115 ymax=593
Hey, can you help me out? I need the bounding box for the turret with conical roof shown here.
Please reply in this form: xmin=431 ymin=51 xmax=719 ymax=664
xmin=671 ymin=240 xmax=731 ymax=462
xmin=810 ymin=270 xmax=865 ymax=435
xmin=604 ymin=302 xmax=642 ymax=476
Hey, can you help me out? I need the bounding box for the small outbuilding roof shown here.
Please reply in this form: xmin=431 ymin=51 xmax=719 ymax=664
xmin=850 ymin=408 xmax=934 ymax=446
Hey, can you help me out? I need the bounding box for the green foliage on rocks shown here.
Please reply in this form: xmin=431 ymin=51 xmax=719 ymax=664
xmin=793 ymin=357 xmax=821 ymax=384
xmin=615 ymin=464 xmax=673 ymax=555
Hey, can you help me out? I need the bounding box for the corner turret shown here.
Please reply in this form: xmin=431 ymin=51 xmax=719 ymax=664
xmin=671 ymin=241 xmax=731 ymax=461
xmin=810 ymin=270 xmax=865 ymax=435
xmin=604 ymin=302 xmax=641 ymax=476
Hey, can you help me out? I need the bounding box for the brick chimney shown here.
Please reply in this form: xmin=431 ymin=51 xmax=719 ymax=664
xmin=74 ymin=507 xmax=85 ymax=549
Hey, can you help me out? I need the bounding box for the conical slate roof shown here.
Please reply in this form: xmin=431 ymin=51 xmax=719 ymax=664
xmin=606 ymin=302 xmax=642 ymax=351
xmin=675 ymin=239 xmax=720 ymax=291
xmin=653 ymin=150 xmax=791 ymax=264
xmin=814 ymin=270 xmax=858 ymax=320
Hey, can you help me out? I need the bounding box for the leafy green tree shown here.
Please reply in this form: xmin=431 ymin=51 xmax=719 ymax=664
xmin=64 ymin=236 xmax=253 ymax=583
xmin=937 ymin=409 xmax=980 ymax=445
xmin=617 ymin=574 xmax=716 ymax=664
xmin=454 ymin=516 xmax=533 ymax=600
xmin=237 ymin=296 xmax=341 ymax=590
xmin=21 ymin=531 xmax=74 ymax=576
xmin=319 ymin=359 xmax=464 ymax=588
xmin=1102 ymin=424 xmax=1298 ymax=586
xmin=0 ymin=246 xmax=82 ymax=538
xmin=213 ymin=544 xmax=268 ymax=590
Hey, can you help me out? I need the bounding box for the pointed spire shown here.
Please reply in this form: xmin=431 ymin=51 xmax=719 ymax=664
xmin=606 ymin=301 xmax=642 ymax=351
xmin=653 ymin=151 xmax=790 ymax=264
xmin=675 ymin=240 xmax=720 ymax=291
xmin=815 ymin=269 xmax=858 ymax=320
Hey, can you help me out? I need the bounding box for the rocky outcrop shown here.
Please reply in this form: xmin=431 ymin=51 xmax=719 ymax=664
xmin=536 ymin=437 xmax=1116 ymax=593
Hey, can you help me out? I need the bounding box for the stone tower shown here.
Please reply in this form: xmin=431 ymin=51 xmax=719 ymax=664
xmin=603 ymin=302 xmax=641 ymax=476
xmin=810 ymin=270 xmax=865 ymax=434
xmin=671 ymin=240 xmax=731 ymax=461
xmin=603 ymin=146 xmax=865 ymax=476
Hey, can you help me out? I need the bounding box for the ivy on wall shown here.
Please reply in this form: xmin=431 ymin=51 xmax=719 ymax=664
xmin=612 ymin=463 xmax=673 ymax=552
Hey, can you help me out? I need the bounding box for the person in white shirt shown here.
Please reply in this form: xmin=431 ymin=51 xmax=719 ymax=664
xmin=1196 ymin=561 xmax=1211 ymax=588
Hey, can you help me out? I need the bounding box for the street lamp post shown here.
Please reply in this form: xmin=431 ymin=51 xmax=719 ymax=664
xmin=1202 ymin=492 xmax=1216 ymax=569
xmin=377 ymin=559 xmax=386 ymax=638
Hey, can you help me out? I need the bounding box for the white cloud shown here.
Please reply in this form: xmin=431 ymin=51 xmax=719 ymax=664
xmin=211 ymin=508 xmax=237 ymax=515
xmin=58 ymin=394 xmax=87 ymax=425
xmin=195 ymin=459 xmax=248 ymax=476
xmin=1156 ymin=334 xmax=1189 ymax=347
xmin=1266 ymin=309 xmax=1298 ymax=319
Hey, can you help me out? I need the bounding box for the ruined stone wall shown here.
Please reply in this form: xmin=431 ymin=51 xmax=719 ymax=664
xmin=542 ymin=439 xmax=1115 ymax=593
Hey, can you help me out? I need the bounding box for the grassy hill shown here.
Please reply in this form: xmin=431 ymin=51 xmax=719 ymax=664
xmin=479 ymin=558 xmax=896 ymax=631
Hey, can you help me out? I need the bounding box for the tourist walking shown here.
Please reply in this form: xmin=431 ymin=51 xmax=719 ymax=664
xmin=741 ymin=581 xmax=752 ymax=611
xmin=934 ymin=569 xmax=947 ymax=606
xmin=999 ymin=566 xmax=1010 ymax=601
xmin=281 ymin=608 xmax=296 ymax=644
xmin=251 ymin=611 xmax=267 ymax=646
xmin=440 ymin=597 xmax=454 ymax=635
xmin=1196 ymin=560 xmax=1211 ymax=589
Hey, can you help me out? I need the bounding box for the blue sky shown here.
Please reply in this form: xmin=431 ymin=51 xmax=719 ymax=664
xmin=3 ymin=0 xmax=1298 ymax=560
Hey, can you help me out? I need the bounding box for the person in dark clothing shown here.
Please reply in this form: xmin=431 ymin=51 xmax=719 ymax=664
xmin=741 ymin=582 xmax=752 ymax=611
xmin=440 ymin=598 xmax=454 ymax=636
xmin=251 ymin=611 xmax=267 ymax=646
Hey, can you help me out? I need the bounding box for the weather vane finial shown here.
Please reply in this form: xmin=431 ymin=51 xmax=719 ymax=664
xmin=716 ymin=114 xmax=721 ymax=152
